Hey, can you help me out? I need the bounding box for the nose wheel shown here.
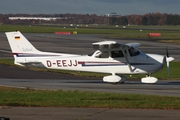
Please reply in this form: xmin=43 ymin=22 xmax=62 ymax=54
xmin=141 ymin=73 xmax=158 ymax=84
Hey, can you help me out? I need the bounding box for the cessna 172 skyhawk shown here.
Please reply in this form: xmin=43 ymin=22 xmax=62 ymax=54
xmin=5 ymin=31 xmax=174 ymax=84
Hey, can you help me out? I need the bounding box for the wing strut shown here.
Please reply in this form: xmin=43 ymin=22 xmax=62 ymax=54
xmin=121 ymin=46 xmax=133 ymax=73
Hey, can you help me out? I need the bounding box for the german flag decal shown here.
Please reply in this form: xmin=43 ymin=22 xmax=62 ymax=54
xmin=15 ymin=36 xmax=20 ymax=40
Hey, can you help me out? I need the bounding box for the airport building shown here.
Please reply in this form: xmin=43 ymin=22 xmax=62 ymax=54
xmin=9 ymin=17 xmax=64 ymax=21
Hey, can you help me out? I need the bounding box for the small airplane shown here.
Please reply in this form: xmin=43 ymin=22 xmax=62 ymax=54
xmin=5 ymin=31 xmax=174 ymax=84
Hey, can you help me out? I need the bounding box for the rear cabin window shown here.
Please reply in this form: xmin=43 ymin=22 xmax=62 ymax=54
xmin=99 ymin=51 xmax=109 ymax=58
xmin=88 ymin=51 xmax=109 ymax=58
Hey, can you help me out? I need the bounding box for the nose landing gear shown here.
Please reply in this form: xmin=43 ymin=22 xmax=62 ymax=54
xmin=141 ymin=73 xmax=158 ymax=84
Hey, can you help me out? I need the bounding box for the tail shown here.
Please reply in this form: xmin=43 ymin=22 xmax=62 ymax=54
xmin=5 ymin=31 xmax=78 ymax=67
xmin=5 ymin=31 xmax=40 ymax=54
xmin=5 ymin=31 xmax=42 ymax=66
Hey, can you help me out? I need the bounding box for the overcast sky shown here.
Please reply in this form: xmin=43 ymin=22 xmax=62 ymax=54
xmin=0 ymin=0 xmax=180 ymax=15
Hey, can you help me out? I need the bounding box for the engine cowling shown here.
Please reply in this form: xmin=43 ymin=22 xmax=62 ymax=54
xmin=103 ymin=75 xmax=125 ymax=83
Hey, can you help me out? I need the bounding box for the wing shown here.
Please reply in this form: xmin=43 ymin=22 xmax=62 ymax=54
xmin=93 ymin=41 xmax=121 ymax=50
xmin=126 ymin=43 xmax=140 ymax=47
xmin=92 ymin=41 xmax=140 ymax=50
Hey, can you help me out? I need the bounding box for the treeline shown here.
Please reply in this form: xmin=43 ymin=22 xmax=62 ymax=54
xmin=111 ymin=13 xmax=180 ymax=26
xmin=0 ymin=13 xmax=180 ymax=25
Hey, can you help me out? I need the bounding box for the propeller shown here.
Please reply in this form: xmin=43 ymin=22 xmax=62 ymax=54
xmin=165 ymin=46 xmax=174 ymax=76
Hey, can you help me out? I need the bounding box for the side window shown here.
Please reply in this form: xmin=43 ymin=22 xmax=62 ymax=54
xmin=99 ymin=51 xmax=109 ymax=58
xmin=91 ymin=50 xmax=109 ymax=58
xmin=111 ymin=50 xmax=124 ymax=58
xmin=128 ymin=47 xmax=140 ymax=56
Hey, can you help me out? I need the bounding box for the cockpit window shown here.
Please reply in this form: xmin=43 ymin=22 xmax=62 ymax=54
xmin=88 ymin=51 xmax=95 ymax=56
xmin=128 ymin=47 xmax=140 ymax=56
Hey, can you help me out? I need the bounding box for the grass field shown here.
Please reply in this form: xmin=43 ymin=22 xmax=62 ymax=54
xmin=1 ymin=24 xmax=180 ymax=40
xmin=0 ymin=86 xmax=180 ymax=109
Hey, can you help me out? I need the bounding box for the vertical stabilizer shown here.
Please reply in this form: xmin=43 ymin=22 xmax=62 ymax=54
xmin=5 ymin=31 xmax=40 ymax=66
xmin=5 ymin=31 xmax=40 ymax=54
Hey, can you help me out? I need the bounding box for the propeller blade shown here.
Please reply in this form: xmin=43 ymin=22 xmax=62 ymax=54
xmin=165 ymin=46 xmax=174 ymax=77
xmin=166 ymin=45 xmax=169 ymax=57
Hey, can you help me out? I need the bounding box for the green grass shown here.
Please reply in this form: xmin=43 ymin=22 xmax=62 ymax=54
xmin=0 ymin=59 xmax=14 ymax=65
xmin=1 ymin=24 xmax=180 ymax=40
xmin=159 ymin=40 xmax=180 ymax=44
xmin=0 ymin=24 xmax=75 ymax=33
xmin=0 ymin=24 xmax=119 ymax=34
xmin=0 ymin=86 xmax=180 ymax=109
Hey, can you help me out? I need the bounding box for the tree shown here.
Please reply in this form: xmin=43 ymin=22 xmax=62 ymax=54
xmin=141 ymin=16 xmax=148 ymax=25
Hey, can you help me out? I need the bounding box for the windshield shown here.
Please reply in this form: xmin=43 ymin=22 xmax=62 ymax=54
xmin=128 ymin=47 xmax=140 ymax=56
xmin=88 ymin=51 xmax=95 ymax=56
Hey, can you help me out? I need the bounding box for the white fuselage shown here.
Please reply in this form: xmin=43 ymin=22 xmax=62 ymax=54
xmin=24 ymin=53 xmax=165 ymax=75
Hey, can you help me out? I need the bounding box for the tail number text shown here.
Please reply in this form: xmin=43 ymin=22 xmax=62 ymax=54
xmin=46 ymin=60 xmax=78 ymax=67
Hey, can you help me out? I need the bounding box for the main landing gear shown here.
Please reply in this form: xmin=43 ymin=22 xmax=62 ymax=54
xmin=103 ymin=75 xmax=126 ymax=84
